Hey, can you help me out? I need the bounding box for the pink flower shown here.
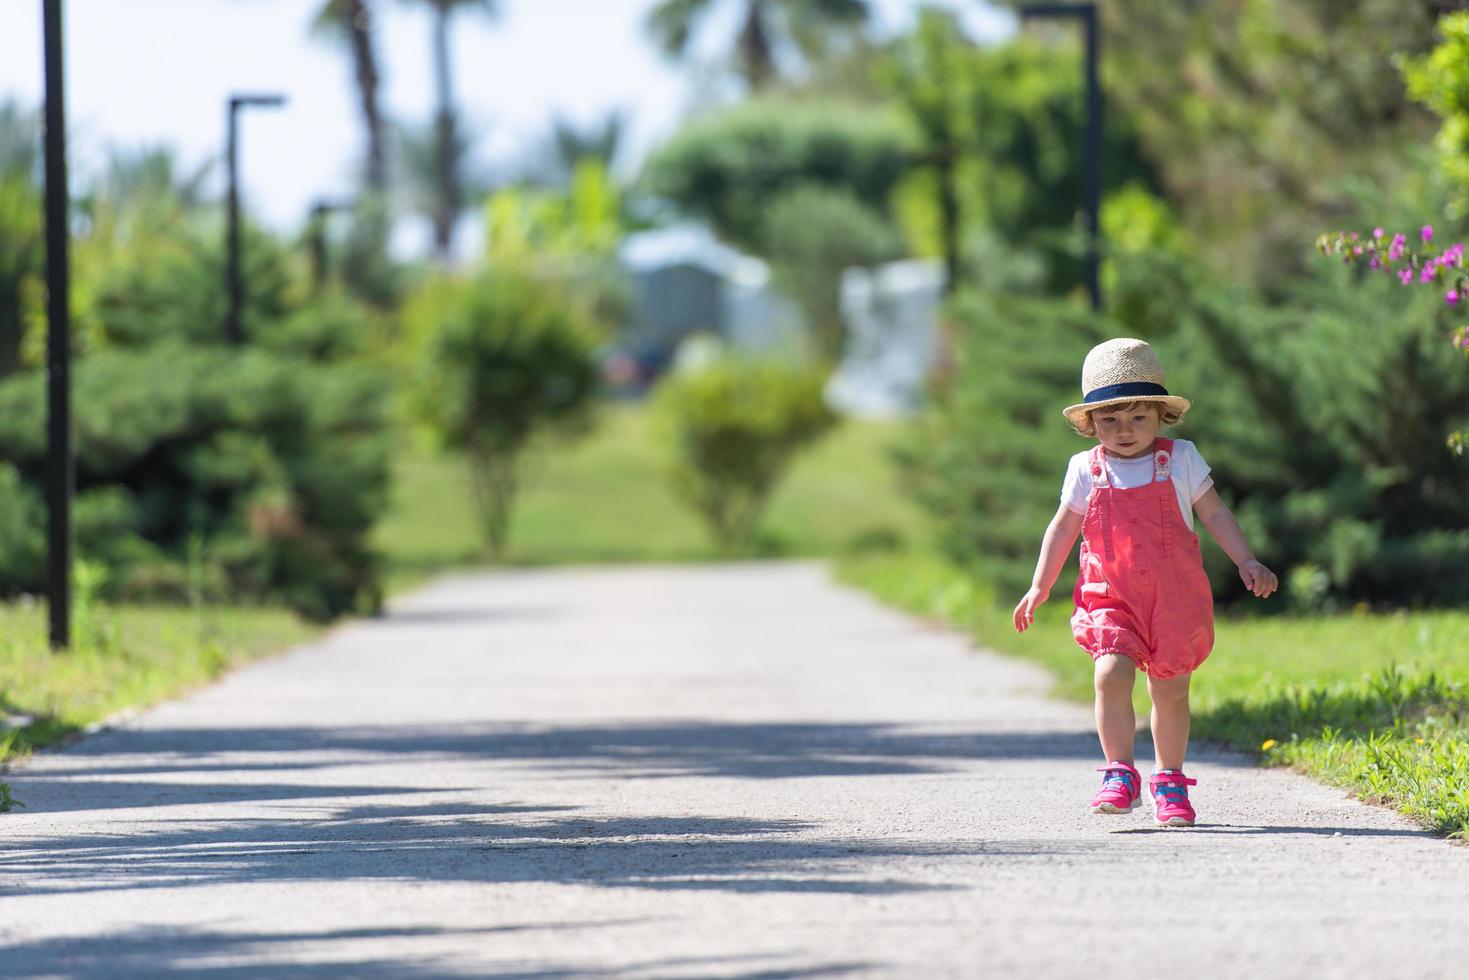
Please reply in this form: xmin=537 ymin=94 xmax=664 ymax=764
xmin=1374 ymin=227 xmax=1385 ymax=239
xmin=1354 ymin=246 xmax=1364 ymax=255
xmin=1423 ymin=224 xmax=1435 ymax=243
xmin=1401 ymin=268 xmax=1415 ymax=284
xmin=1370 ymin=257 xmax=1381 ymax=269
xmin=1448 ymin=290 xmax=1460 ymax=305
xmin=1422 ymin=266 xmax=1437 ymax=284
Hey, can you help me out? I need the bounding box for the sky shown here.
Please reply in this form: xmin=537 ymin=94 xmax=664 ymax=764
xmin=1 ymin=0 xmax=1014 ymax=246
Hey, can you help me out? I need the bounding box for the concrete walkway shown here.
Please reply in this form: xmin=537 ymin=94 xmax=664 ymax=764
xmin=2 ymin=563 xmax=1466 ymax=978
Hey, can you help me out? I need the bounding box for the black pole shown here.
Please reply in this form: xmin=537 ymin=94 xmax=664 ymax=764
xmin=1081 ymin=5 xmax=1101 ymax=313
xmin=223 ymin=94 xmax=286 ymax=344
xmin=225 ymin=99 xmax=242 ymax=344
xmin=308 ymin=198 xmax=354 ymax=291
xmin=1019 ymin=3 xmax=1103 ymax=312
xmin=42 ymin=0 xmax=72 ymax=650
xmin=309 ymin=202 xmax=328 ymax=291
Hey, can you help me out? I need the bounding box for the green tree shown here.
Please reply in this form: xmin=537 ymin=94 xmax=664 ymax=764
xmin=1005 ymin=0 xmax=1445 ymax=287
xmin=312 ymin=0 xmax=398 ymax=306
xmin=761 ymin=185 xmax=903 ymax=361
xmin=640 ymin=98 xmax=917 ymax=253
xmin=648 ymin=0 xmax=871 ymax=91
xmin=311 ymin=0 xmax=388 ymax=193
xmin=519 ymin=110 xmax=629 ymax=189
xmin=397 ymin=0 xmax=500 ymax=262
xmin=1404 ymin=11 xmax=1469 ymax=213
xmin=653 ymin=359 xmax=836 ymax=553
xmin=881 ymin=9 xmax=976 ymax=295
xmin=402 ymin=270 xmax=601 ymax=556
xmin=91 ymin=145 xmax=212 ymax=213
xmin=882 ymin=17 xmax=1159 ymax=299
xmin=0 ymin=102 xmax=42 ymax=377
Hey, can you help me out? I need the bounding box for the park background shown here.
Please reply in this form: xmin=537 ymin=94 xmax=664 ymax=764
xmin=2 ymin=0 xmax=1469 ymax=832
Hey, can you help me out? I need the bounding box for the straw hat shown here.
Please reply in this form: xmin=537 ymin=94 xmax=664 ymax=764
xmin=1062 ymin=338 xmax=1191 ymax=427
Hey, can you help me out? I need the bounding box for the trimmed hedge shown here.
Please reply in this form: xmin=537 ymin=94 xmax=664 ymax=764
xmin=0 ymin=341 xmax=391 ymax=619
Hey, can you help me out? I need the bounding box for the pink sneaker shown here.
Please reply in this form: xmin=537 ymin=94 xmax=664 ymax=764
xmin=1150 ymin=770 xmax=1198 ymax=827
xmin=1090 ymin=761 xmax=1141 ymax=814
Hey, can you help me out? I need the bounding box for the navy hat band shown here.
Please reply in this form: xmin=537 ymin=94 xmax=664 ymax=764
xmin=1084 ymin=381 xmax=1169 ymax=404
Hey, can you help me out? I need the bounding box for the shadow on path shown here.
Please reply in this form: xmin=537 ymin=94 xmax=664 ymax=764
xmin=1110 ymin=824 xmax=1434 ymax=839
xmin=43 ymin=720 xmax=1107 ymax=784
xmin=0 ymin=922 xmax=870 ymax=979
xmin=3 ymin=798 xmax=1055 ymax=898
xmin=1 ymin=720 xmax=1121 ymax=902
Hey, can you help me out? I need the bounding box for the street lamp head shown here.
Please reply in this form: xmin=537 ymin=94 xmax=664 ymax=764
xmin=230 ymin=93 xmax=288 ymax=111
xmin=311 ymin=198 xmax=357 ymax=217
xmin=1020 ymin=2 xmax=1094 ymax=20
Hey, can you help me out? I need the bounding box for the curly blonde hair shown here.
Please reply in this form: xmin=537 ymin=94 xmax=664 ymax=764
xmin=1070 ymin=400 xmax=1184 ymax=439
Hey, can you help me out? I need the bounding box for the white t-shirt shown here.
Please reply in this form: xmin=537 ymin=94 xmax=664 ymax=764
xmin=1060 ymin=439 xmax=1214 ymax=531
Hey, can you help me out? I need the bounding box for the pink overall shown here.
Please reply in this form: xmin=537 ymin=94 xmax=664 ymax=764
xmin=1070 ymin=438 xmax=1214 ymax=679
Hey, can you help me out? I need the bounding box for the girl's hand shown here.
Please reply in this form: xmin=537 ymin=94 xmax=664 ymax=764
xmin=1013 ymin=586 xmax=1049 ymax=633
xmin=1239 ymin=559 xmax=1278 ymax=598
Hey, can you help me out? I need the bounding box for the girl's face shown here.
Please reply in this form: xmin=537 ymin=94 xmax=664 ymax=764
xmin=1091 ymin=402 xmax=1160 ymax=458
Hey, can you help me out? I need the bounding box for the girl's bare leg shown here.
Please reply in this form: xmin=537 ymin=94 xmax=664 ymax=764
xmin=1093 ymin=654 xmax=1137 ymax=764
xmin=1146 ymin=672 xmax=1192 ymax=771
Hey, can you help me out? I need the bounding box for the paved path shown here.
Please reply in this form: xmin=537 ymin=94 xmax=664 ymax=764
xmin=2 ymin=563 xmax=1466 ymax=978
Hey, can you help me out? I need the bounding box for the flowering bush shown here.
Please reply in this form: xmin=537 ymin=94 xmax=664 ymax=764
xmin=1318 ymin=225 xmax=1469 ymax=318
xmin=1319 ymin=227 xmax=1469 ymax=454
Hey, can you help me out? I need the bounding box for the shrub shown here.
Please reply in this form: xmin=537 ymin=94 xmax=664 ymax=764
xmin=1163 ymin=257 xmax=1469 ymax=607
xmin=0 ymin=341 xmax=392 ymax=619
xmin=896 ymin=291 xmax=1108 ymax=595
xmin=403 ymin=270 xmax=601 ymax=557
xmin=761 ymin=185 xmax=905 ymax=362
xmin=901 ymin=249 xmax=1469 ymax=609
xmin=653 ymin=359 xmax=837 ymax=553
xmin=640 ymin=99 xmax=918 ymax=253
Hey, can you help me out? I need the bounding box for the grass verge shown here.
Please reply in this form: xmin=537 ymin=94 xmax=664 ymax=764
xmin=837 ymin=549 xmax=1469 ymax=838
xmin=375 ymin=402 xmax=928 ymax=589
xmin=0 ymin=603 xmax=315 ymax=810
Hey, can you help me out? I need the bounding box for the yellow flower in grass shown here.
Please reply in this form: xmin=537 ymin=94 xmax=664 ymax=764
xmin=1415 ymin=738 xmax=1426 ymax=745
xmin=1261 ymin=739 xmax=1278 ymax=751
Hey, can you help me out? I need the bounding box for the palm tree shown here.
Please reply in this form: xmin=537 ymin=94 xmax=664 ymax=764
xmin=0 ymin=101 xmax=40 ymax=183
xmin=311 ymin=0 xmax=388 ymax=194
xmin=647 ymin=0 xmax=871 ymax=91
xmin=552 ymin=112 xmax=625 ymax=175
xmin=398 ymin=0 xmax=500 ymax=262
xmin=97 ymin=145 xmax=214 ymax=213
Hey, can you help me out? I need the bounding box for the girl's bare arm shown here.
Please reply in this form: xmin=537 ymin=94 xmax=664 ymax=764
xmin=1013 ymin=503 xmax=1085 ymax=632
xmin=1192 ymin=487 xmax=1278 ymax=598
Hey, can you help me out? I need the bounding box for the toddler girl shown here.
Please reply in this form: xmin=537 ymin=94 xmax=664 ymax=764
xmin=1012 ymin=338 xmax=1277 ymax=827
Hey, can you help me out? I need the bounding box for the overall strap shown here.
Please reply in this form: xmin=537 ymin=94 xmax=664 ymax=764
xmin=1088 ymin=445 xmax=1111 ymax=487
xmin=1154 ymin=437 xmax=1177 ymax=555
xmin=1088 ymin=446 xmax=1115 ymax=561
xmin=1153 ymin=437 xmax=1175 ymax=483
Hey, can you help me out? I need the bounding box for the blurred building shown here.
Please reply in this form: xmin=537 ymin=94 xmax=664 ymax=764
xmin=615 ymin=224 xmax=805 ymax=386
xmin=615 ymin=226 xmax=943 ymax=416
xmin=825 ymin=259 xmax=944 ymax=418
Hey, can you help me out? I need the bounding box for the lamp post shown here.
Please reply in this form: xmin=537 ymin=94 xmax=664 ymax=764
xmin=42 ymin=0 xmax=72 ymax=649
xmin=307 ymin=198 xmax=355 ymax=290
xmin=1020 ymin=3 xmax=1102 ymax=313
xmin=225 ymin=93 xmax=287 ymax=344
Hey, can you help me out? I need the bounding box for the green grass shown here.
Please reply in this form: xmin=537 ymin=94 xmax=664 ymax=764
xmin=375 ymin=401 xmax=928 ymax=585
xmin=0 ymin=603 xmax=315 ymax=809
xmin=838 ymin=550 xmax=1469 ymax=837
